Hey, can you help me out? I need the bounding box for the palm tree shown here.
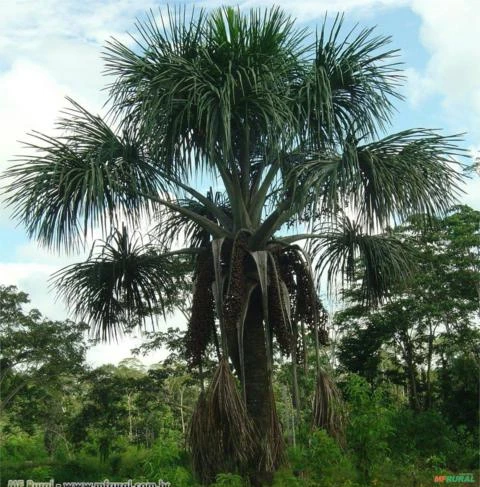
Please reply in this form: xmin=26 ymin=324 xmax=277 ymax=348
xmin=3 ymin=6 xmax=464 ymax=484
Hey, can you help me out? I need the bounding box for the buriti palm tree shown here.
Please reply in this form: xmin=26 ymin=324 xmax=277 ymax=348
xmin=3 ymin=6 xmax=464 ymax=484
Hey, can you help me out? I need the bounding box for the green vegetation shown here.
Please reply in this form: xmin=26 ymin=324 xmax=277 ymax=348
xmin=1 ymin=5 xmax=477 ymax=485
xmin=1 ymin=212 xmax=478 ymax=487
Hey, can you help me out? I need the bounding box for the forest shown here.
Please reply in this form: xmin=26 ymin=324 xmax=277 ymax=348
xmin=0 ymin=6 xmax=479 ymax=487
xmin=1 ymin=205 xmax=478 ymax=486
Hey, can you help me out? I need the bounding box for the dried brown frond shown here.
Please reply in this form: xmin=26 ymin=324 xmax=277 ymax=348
xmin=257 ymin=388 xmax=286 ymax=473
xmin=312 ymin=369 xmax=346 ymax=446
xmin=187 ymin=392 xmax=211 ymax=478
xmin=188 ymin=358 xmax=258 ymax=484
xmin=185 ymin=248 xmax=215 ymax=367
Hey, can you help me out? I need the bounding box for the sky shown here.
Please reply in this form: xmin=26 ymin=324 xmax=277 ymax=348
xmin=1 ymin=0 xmax=479 ymax=366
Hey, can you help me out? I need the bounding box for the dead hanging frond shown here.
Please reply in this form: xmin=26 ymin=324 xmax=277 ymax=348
xmin=187 ymin=392 xmax=210 ymax=478
xmin=257 ymin=388 xmax=286 ymax=473
xmin=188 ymin=358 xmax=258 ymax=483
xmin=185 ymin=248 xmax=215 ymax=367
xmin=312 ymin=369 xmax=346 ymax=446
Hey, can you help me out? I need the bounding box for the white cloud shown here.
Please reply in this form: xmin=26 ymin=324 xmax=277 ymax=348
xmin=197 ymin=0 xmax=409 ymax=19
xmin=0 ymin=59 xmax=69 ymax=223
xmin=0 ymin=59 xmax=67 ymax=164
xmin=403 ymin=66 xmax=437 ymax=109
xmin=86 ymin=339 xmax=161 ymax=368
xmin=462 ymin=177 xmax=480 ymax=209
xmin=0 ymin=0 xmax=157 ymax=51
xmin=0 ymin=262 xmax=66 ymax=319
xmin=398 ymin=0 xmax=480 ymax=210
xmin=407 ymin=1 xmax=480 ymax=141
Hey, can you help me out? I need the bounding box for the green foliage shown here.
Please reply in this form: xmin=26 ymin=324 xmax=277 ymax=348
xmin=284 ymin=430 xmax=356 ymax=487
xmin=2 ymin=281 xmax=478 ymax=487
xmin=0 ymin=285 xmax=88 ymax=413
xmin=307 ymin=430 xmax=356 ymax=486
xmin=343 ymin=375 xmax=394 ymax=485
xmin=388 ymin=408 xmax=478 ymax=470
xmin=53 ymin=227 xmax=192 ymax=340
xmin=143 ymin=433 xmax=193 ymax=486
xmin=51 ymin=455 xmax=105 ymax=481
xmin=209 ymin=473 xmax=246 ymax=487
xmin=439 ymin=340 xmax=480 ymax=431
xmin=272 ymin=468 xmax=304 ymax=487
xmin=0 ymin=431 xmax=49 ymax=481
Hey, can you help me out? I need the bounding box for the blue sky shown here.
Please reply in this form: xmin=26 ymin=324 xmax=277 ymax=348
xmin=1 ymin=0 xmax=479 ymax=365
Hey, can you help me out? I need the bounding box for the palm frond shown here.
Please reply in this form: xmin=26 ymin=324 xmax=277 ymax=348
xmin=105 ymin=6 xmax=212 ymax=174
xmin=153 ymin=190 xmax=232 ymax=249
xmin=52 ymin=227 xmax=187 ymax=341
xmin=2 ymin=99 xmax=165 ymax=251
xmin=104 ymin=6 xmax=307 ymax=186
xmin=206 ymin=6 xmax=308 ymax=155
xmin=292 ymin=129 xmax=465 ymax=230
xmin=296 ymin=14 xmax=402 ymax=146
xmin=313 ymin=216 xmax=414 ymax=305
xmin=353 ymin=130 xmax=465 ymax=226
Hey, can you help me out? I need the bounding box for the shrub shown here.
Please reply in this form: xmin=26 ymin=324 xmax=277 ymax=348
xmin=287 ymin=429 xmax=356 ymax=487
xmin=209 ymin=473 xmax=245 ymax=487
xmin=343 ymin=374 xmax=394 ymax=485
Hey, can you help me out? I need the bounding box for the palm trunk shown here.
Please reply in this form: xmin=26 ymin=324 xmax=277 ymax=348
xmin=127 ymin=392 xmax=133 ymax=441
xmin=242 ymin=288 xmax=284 ymax=485
xmin=425 ymin=322 xmax=435 ymax=410
xmin=180 ymin=386 xmax=185 ymax=435
xmin=405 ymin=346 xmax=420 ymax=411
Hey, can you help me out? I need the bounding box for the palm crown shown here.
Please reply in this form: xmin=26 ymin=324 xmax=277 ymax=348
xmin=2 ymin=6 xmax=464 ymax=482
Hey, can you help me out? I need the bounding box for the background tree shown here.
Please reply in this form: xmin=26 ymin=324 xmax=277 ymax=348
xmin=0 ymin=285 xmax=88 ymax=469
xmin=2 ymin=6 xmax=465 ymax=484
xmin=336 ymin=205 xmax=479 ymax=413
xmin=0 ymin=285 xmax=88 ymax=413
